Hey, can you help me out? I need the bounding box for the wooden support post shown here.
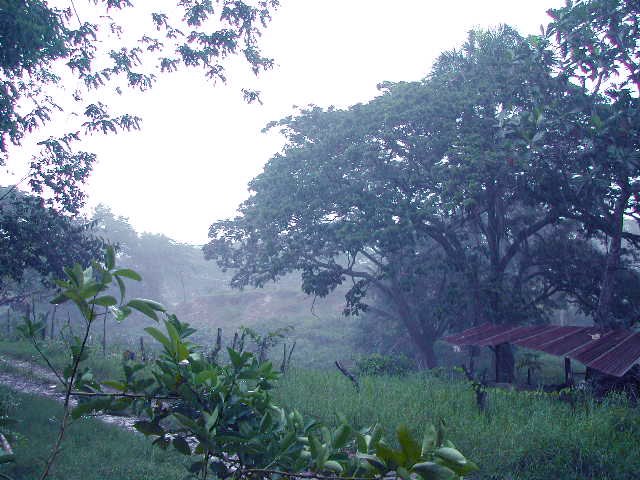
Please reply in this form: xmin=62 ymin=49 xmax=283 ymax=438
xmin=209 ymin=328 xmax=222 ymax=362
xmin=140 ymin=336 xmax=147 ymax=362
xmin=564 ymin=357 xmax=573 ymax=385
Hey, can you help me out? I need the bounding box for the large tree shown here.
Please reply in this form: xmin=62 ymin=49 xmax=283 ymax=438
xmin=538 ymin=0 xmax=640 ymax=329
xmin=1 ymin=0 xmax=279 ymax=212
xmin=205 ymin=27 xmax=577 ymax=369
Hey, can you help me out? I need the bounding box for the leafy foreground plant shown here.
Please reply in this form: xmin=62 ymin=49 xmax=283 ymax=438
xmin=21 ymin=248 xmax=477 ymax=480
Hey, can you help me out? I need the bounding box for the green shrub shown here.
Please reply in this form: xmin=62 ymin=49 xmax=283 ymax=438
xmin=356 ymin=353 xmax=416 ymax=376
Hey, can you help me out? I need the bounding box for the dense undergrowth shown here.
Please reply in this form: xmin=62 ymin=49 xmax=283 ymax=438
xmin=273 ymin=370 xmax=640 ymax=480
xmin=0 ymin=339 xmax=638 ymax=480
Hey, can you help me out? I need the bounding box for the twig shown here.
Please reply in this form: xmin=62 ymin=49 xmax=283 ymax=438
xmin=0 ymin=174 xmax=30 ymax=204
xmin=335 ymin=361 xmax=359 ymax=392
xmin=39 ymin=303 xmax=95 ymax=480
xmin=69 ymin=391 xmax=178 ymax=400
xmin=29 ymin=337 xmax=67 ymax=388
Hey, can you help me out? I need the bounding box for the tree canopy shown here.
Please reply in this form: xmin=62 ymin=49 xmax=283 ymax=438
xmin=205 ymin=27 xmax=573 ymax=366
xmin=1 ymin=0 xmax=279 ymax=212
xmin=0 ymin=186 xmax=102 ymax=305
xmin=206 ymin=1 xmax=640 ymax=368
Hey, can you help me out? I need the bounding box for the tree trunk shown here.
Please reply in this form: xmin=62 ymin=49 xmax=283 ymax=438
xmin=595 ymin=191 xmax=629 ymax=329
xmin=412 ymin=334 xmax=438 ymax=369
xmin=493 ymin=343 xmax=515 ymax=383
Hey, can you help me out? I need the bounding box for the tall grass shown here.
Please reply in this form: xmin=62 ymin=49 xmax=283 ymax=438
xmin=0 ymin=386 xmax=185 ymax=480
xmin=274 ymin=369 xmax=640 ymax=480
xmin=0 ymin=339 xmax=144 ymax=381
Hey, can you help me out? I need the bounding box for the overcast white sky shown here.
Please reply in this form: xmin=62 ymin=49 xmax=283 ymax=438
xmin=9 ymin=1 xmax=565 ymax=245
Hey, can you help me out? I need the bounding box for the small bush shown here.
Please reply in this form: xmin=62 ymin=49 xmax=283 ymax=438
xmin=356 ymin=353 xmax=415 ymax=376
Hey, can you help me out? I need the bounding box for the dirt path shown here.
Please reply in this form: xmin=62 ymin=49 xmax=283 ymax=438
xmin=0 ymin=356 xmax=138 ymax=431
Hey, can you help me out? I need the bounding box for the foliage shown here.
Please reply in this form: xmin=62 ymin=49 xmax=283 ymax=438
xmin=530 ymin=0 xmax=640 ymax=327
xmin=547 ymin=0 xmax=639 ymax=95
xmin=0 ymin=187 xmax=103 ymax=305
xmin=203 ymin=26 xmax=586 ymax=367
xmin=1 ymin=0 xmax=279 ymax=212
xmin=19 ymin=248 xmax=476 ymax=480
xmin=240 ymin=324 xmax=293 ymax=361
xmin=356 ymin=354 xmax=415 ymax=377
xmin=275 ymin=369 xmax=640 ymax=480
xmin=17 ymin=244 xmax=168 ymax=479
xmin=0 ymin=385 xmax=185 ymax=480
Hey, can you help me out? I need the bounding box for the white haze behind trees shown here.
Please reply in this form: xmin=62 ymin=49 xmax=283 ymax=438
xmin=1 ymin=1 xmax=562 ymax=244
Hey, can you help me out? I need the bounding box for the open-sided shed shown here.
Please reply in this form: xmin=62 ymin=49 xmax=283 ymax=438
xmin=443 ymin=323 xmax=640 ymax=378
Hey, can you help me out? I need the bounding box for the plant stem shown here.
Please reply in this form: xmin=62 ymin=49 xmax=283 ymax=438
xmin=39 ymin=304 xmax=94 ymax=480
xmin=29 ymin=337 xmax=67 ymax=388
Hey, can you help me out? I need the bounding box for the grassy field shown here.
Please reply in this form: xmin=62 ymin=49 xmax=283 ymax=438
xmin=0 ymin=386 xmax=185 ymax=480
xmin=273 ymin=369 xmax=640 ymax=480
xmin=1 ymin=339 xmax=638 ymax=479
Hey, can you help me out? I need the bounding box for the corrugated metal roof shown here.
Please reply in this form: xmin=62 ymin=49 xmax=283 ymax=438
xmin=443 ymin=324 xmax=640 ymax=377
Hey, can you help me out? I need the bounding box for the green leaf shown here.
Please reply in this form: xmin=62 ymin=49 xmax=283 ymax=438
xmin=259 ymin=410 xmax=272 ymax=433
xmin=434 ymin=447 xmax=466 ymax=465
xmin=145 ymin=327 xmax=172 ymax=351
xmin=412 ymin=461 xmax=456 ymax=480
xmin=227 ymin=348 xmax=244 ymax=369
xmin=134 ymin=421 xmax=164 ymax=436
xmin=376 ymin=443 xmax=403 ymax=469
xmin=105 ymin=245 xmax=116 ymax=270
xmin=205 ymin=407 xmax=219 ymax=432
xmin=357 ymin=453 xmax=386 ymax=472
xmin=397 ymin=425 xmax=420 ymax=465
xmin=114 ymin=268 xmax=142 ymax=281
xmin=434 ymin=447 xmax=479 ymax=475
xmin=323 ymin=460 xmax=343 ymax=473
xmin=421 ymin=424 xmax=437 ymax=456
xmin=195 ymin=370 xmax=217 ymax=385
xmin=308 ymin=433 xmax=323 ymax=466
xmin=173 ymin=437 xmax=191 ymax=455
xmin=78 ymin=282 xmax=103 ymax=300
xmin=127 ymin=299 xmax=159 ymax=321
xmin=173 ymin=413 xmax=200 ymax=433
xmin=50 ymin=293 xmax=69 ymax=305
xmin=90 ymin=295 xmax=117 ymax=307
xmin=115 ymin=275 xmax=126 ymax=302
xmin=109 ymin=305 xmax=131 ymax=322
xmin=356 ymin=433 xmax=368 ymax=453
xmin=102 ymin=380 xmax=127 ymax=391
xmin=332 ymin=424 xmax=351 ymax=449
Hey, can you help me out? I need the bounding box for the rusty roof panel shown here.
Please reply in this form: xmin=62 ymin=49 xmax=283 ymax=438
xmin=443 ymin=324 xmax=511 ymax=346
xmin=514 ymin=326 xmax=583 ymax=349
xmin=589 ymin=332 xmax=640 ymax=377
xmin=475 ymin=325 xmax=547 ymax=346
xmin=570 ymin=330 xmax=631 ymax=365
xmin=538 ymin=327 xmax=601 ymax=356
xmin=443 ymin=324 xmax=640 ymax=378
